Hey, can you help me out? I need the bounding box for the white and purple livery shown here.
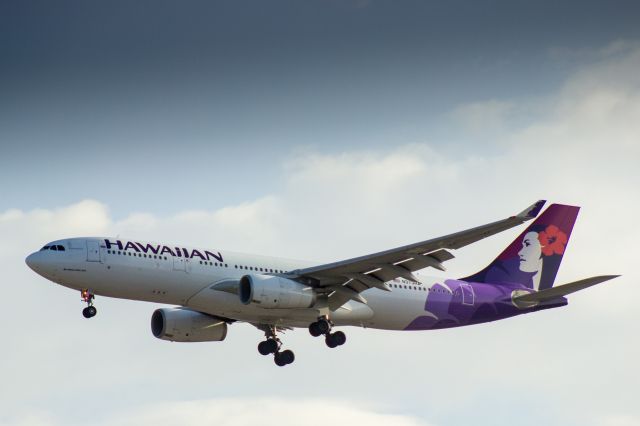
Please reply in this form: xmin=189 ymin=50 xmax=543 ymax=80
xmin=25 ymin=200 xmax=619 ymax=366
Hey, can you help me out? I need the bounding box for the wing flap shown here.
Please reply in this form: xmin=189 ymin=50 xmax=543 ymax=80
xmin=396 ymin=249 xmax=455 ymax=272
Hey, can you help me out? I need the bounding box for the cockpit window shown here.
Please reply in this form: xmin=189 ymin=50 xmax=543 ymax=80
xmin=40 ymin=244 xmax=65 ymax=251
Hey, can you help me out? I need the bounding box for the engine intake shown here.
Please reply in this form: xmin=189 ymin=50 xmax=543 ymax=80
xmin=151 ymin=308 xmax=228 ymax=342
xmin=239 ymin=274 xmax=316 ymax=309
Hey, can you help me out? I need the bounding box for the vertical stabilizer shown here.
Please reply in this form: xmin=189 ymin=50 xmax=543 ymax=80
xmin=462 ymin=204 xmax=580 ymax=290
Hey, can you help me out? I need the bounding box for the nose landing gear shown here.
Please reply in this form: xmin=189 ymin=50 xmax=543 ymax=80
xmin=309 ymin=316 xmax=346 ymax=348
xmin=81 ymin=289 xmax=97 ymax=319
xmin=257 ymin=325 xmax=295 ymax=367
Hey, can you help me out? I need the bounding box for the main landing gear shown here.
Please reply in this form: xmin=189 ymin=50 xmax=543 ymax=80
xmin=257 ymin=325 xmax=295 ymax=367
xmin=308 ymin=316 xmax=346 ymax=348
xmin=81 ymin=289 xmax=97 ymax=319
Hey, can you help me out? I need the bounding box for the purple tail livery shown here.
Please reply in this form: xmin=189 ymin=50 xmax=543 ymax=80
xmin=462 ymin=204 xmax=580 ymax=291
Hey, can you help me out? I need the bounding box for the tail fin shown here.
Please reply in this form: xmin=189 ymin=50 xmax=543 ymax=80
xmin=462 ymin=204 xmax=580 ymax=290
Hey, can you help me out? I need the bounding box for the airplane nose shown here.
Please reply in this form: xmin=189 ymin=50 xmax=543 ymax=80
xmin=25 ymin=252 xmax=41 ymax=272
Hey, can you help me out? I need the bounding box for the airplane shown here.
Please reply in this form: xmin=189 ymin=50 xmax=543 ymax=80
xmin=25 ymin=200 xmax=619 ymax=366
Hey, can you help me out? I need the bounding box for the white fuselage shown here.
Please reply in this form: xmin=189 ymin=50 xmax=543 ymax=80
xmin=26 ymin=237 xmax=439 ymax=330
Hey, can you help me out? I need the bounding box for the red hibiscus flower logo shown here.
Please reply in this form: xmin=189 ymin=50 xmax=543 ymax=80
xmin=538 ymin=225 xmax=567 ymax=256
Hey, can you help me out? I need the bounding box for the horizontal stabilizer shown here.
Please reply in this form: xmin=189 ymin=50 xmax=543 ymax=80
xmin=513 ymin=275 xmax=620 ymax=307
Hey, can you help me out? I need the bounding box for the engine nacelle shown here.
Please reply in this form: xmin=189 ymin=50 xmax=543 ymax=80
xmin=151 ymin=308 xmax=228 ymax=342
xmin=239 ymin=274 xmax=316 ymax=309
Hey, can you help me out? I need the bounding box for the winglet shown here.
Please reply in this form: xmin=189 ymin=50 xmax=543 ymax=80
xmin=516 ymin=199 xmax=546 ymax=220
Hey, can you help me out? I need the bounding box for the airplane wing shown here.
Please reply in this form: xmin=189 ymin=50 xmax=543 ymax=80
xmin=288 ymin=200 xmax=546 ymax=309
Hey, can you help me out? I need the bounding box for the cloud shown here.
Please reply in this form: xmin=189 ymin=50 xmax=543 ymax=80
xmin=3 ymin=43 xmax=640 ymax=426
xmin=452 ymin=99 xmax=515 ymax=136
xmin=599 ymin=415 xmax=640 ymax=426
xmin=2 ymin=398 xmax=432 ymax=426
xmin=2 ymin=412 xmax=56 ymax=426
xmin=0 ymin=199 xmax=110 ymax=256
xmin=92 ymin=398 xmax=431 ymax=426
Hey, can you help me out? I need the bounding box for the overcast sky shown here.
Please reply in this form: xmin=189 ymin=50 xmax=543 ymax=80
xmin=2 ymin=1 xmax=639 ymax=426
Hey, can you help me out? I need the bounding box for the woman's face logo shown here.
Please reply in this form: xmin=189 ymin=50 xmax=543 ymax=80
xmin=518 ymin=231 xmax=542 ymax=273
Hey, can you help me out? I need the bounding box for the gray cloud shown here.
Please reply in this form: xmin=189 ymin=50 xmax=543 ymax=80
xmin=3 ymin=1 xmax=640 ymax=216
xmin=2 ymin=43 xmax=640 ymax=425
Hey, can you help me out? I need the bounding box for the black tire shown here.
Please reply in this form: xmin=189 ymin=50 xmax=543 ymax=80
xmin=82 ymin=307 xmax=91 ymax=318
xmin=274 ymin=352 xmax=287 ymax=367
xmin=317 ymin=319 xmax=331 ymax=335
xmin=265 ymin=338 xmax=278 ymax=354
xmin=333 ymin=331 xmax=346 ymax=346
xmin=325 ymin=333 xmax=338 ymax=348
xmin=87 ymin=306 xmax=97 ymax=317
xmin=280 ymin=349 xmax=295 ymax=365
xmin=258 ymin=341 xmax=271 ymax=356
xmin=308 ymin=322 xmax=322 ymax=337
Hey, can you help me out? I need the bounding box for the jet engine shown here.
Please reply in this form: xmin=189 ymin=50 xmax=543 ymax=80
xmin=151 ymin=308 xmax=228 ymax=342
xmin=239 ymin=274 xmax=316 ymax=309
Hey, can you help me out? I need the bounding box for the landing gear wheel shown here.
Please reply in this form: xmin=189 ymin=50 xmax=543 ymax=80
xmin=265 ymin=339 xmax=280 ymax=354
xmin=82 ymin=306 xmax=97 ymax=318
xmin=325 ymin=331 xmax=346 ymax=348
xmin=332 ymin=331 xmax=346 ymax=346
xmin=308 ymin=322 xmax=322 ymax=337
xmin=259 ymin=325 xmax=295 ymax=366
xmin=258 ymin=339 xmax=279 ymax=355
xmin=80 ymin=289 xmax=96 ymax=319
xmin=274 ymin=352 xmax=287 ymax=366
xmin=280 ymin=349 xmax=295 ymax=365
xmin=258 ymin=341 xmax=271 ymax=356
xmin=274 ymin=349 xmax=295 ymax=366
xmin=316 ymin=319 xmax=331 ymax=335
xmin=325 ymin=333 xmax=338 ymax=348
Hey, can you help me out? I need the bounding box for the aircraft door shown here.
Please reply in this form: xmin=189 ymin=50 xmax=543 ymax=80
xmin=461 ymin=283 xmax=475 ymax=306
xmin=173 ymin=256 xmax=186 ymax=272
xmin=87 ymin=240 xmax=101 ymax=262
